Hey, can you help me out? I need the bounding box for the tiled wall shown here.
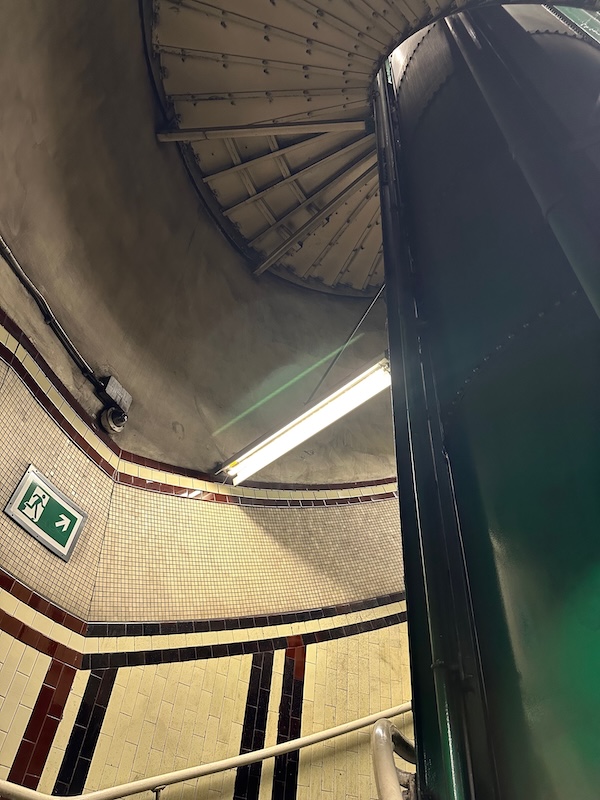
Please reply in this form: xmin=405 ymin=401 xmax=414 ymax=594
xmin=92 ymin=486 xmax=402 ymax=621
xmin=0 ymin=310 xmax=403 ymax=621
xmin=0 ymin=369 xmax=113 ymax=618
xmin=298 ymin=628 xmax=413 ymax=800
xmin=0 ymin=307 xmax=411 ymax=798
xmin=0 ymin=635 xmax=51 ymax=781
xmin=0 ymin=591 xmax=411 ymax=799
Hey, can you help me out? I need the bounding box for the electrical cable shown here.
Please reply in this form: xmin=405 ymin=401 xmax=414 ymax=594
xmin=304 ymin=282 xmax=386 ymax=405
xmin=0 ymin=232 xmax=105 ymax=392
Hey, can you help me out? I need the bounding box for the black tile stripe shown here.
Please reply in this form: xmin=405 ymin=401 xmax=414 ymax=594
xmin=81 ymin=612 xmax=408 ymax=670
xmin=234 ymin=652 xmax=274 ymax=800
xmin=86 ymin=592 xmax=406 ymax=637
xmin=272 ymin=644 xmax=305 ymax=800
xmin=53 ymin=668 xmax=117 ymax=795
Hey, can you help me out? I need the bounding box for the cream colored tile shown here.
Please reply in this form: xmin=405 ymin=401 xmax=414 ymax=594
xmin=0 ymin=640 xmax=26 ymax=698
xmin=99 ymin=763 xmax=118 ymax=791
xmin=116 ymin=741 xmax=137 ymax=783
xmin=0 ymin=703 xmax=31 ymax=768
xmin=121 ymin=668 xmax=144 ymax=716
xmin=0 ymin=591 xmax=19 ymax=617
xmin=125 ymin=692 xmax=151 ymax=745
xmin=38 ymin=746 xmax=67 ymax=794
xmin=101 ymin=682 xmax=127 ymax=737
xmin=29 ymin=609 xmax=54 ymax=636
xmin=131 ymin=720 xmax=155 ymax=774
xmin=151 ymin=700 xmax=173 ymax=750
xmin=47 ymin=386 xmax=63 ymax=409
xmin=4 ymin=333 xmax=18 ymax=353
xmin=85 ymin=732 xmax=114 ymax=791
xmin=36 ymin=372 xmax=52 ymax=395
xmin=0 ymin=631 xmax=14 ymax=665
xmin=20 ymin=653 xmax=51 ymax=709
xmin=48 ymin=621 xmax=72 ymax=647
xmin=0 ymin=671 xmax=29 ymax=728
xmin=16 ymin=645 xmax=38 ymax=678
xmin=137 ymin=665 xmax=157 ymax=697
xmin=14 ymin=343 xmax=27 ymax=363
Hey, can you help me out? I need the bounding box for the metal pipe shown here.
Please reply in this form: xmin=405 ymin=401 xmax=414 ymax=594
xmin=304 ymin=282 xmax=385 ymax=405
xmin=0 ymin=703 xmax=411 ymax=800
xmin=0 ymin=233 xmax=104 ymax=392
xmin=372 ymin=719 xmax=418 ymax=800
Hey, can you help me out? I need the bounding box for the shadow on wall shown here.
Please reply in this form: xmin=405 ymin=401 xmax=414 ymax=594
xmin=0 ymin=0 xmax=392 ymax=481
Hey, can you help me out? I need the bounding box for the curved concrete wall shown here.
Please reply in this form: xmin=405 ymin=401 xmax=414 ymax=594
xmin=0 ymin=0 xmax=394 ymax=484
xmin=0 ymin=312 xmax=403 ymax=622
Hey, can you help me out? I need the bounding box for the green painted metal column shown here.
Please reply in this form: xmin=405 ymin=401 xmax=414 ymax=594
xmin=378 ymin=6 xmax=600 ymax=797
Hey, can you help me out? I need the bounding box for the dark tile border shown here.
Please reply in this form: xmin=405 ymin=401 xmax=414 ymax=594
xmin=0 ymin=308 xmax=397 ymax=497
xmin=1 ymin=564 xmax=404 ymax=640
xmin=0 ymin=609 xmax=82 ymax=668
xmin=81 ymin=612 xmax=407 ymax=670
xmin=272 ymin=637 xmax=306 ymax=800
xmin=8 ymin=659 xmax=77 ymax=789
xmin=53 ymin=669 xmax=118 ymax=796
xmin=234 ymin=652 xmax=274 ymax=800
xmin=0 ymin=569 xmax=87 ymax=635
xmin=0 ymin=596 xmax=406 ymax=671
xmin=85 ymin=592 xmax=406 ymax=638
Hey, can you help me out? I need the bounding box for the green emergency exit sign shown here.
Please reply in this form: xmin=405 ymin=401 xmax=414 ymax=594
xmin=4 ymin=465 xmax=87 ymax=560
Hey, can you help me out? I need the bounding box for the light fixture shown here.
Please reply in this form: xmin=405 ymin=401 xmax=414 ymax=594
xmin=220 ymin=356 xmax=391 ymax=485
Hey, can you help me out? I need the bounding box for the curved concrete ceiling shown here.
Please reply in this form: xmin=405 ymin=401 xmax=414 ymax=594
xmin=0 ymin=0 xmax=395 ymax=487
xmin=2 ymin=1 xmax=598 ymax=486
xmin=144 ymin=0 xmax=600 ymax=296
xmin=145 ymin=0 xmax=420 ymax=295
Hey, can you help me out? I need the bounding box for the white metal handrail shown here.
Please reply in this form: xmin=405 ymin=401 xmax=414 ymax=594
xmin=371 ymin=718 xmax=416 ymax=800
xmin=0 ymin=703 xmax=411 ymax=800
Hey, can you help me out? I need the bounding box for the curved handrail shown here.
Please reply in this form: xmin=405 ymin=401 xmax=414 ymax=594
xmin=0 ymin=702 xmax=411 ymax=800
xmin=371 ymin=718 xmax=416 ymax=800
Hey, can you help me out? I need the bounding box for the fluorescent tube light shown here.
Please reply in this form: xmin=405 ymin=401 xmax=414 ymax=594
xmin=221 ymin=357 xmax=391 ymax=485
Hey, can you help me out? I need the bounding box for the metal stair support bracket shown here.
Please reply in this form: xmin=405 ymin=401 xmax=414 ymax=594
xmin=253 ymin=161 xmax=378 ymax=275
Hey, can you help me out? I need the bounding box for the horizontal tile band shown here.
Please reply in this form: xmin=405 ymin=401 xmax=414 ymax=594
xmin=114 ymin=473 xmax=398 ymax=506
xmin=81 ymin=612 xmax=407 ymax=670
xmin=0 ymin=609 xmax=82 ymax=668
xmin=0 ymin=599 xmax=405 ymax=670
xmin=0 ymin=307 xmax=397 ymax=495
xmin=1 ymin=566 xmax=404 ymax=637
xmin=0 ymin=570 xmax=87 ymax=635
xmin=85 ymin=592 xmax=407 ymax=637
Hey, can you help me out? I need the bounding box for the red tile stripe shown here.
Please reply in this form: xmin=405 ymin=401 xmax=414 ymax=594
xmin=7 ymin=659 xmax=76 ymax=789
xmin=0 ymin=611 xmax=82 ymax=668
xmin=0 ymin=307 xmax=397 ymax=499
xmin=286 ymin=635 xmax=306 ymax=681
xmin=0 ymin=570 xmax=87 ymax=636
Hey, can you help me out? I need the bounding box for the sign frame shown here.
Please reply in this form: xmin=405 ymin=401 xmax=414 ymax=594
xmin=4 ymin=465 xmax=87 ymax=561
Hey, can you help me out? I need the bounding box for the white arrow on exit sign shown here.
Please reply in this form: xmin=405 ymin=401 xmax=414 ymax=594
xmin=55 ymin=514 xmax=71 ymax=532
